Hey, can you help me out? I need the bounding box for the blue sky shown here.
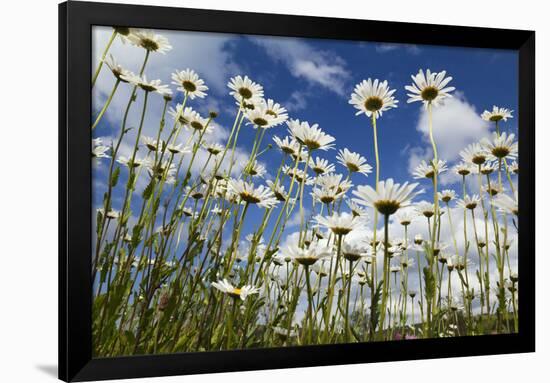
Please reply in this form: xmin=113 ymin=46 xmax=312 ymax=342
xmin=91 ymin=26 xmax=518 ymax=285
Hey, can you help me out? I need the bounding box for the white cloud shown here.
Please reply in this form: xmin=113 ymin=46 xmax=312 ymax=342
xmin=375 ymin=43 xmax=421 ymax=55
xmin=285 ymin=90 xmax=309 ymax=112
xmin=250 ymin=36 xmax=351 ymax=96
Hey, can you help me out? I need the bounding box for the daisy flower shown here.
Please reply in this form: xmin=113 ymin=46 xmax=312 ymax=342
xmin=341 ymin=238 xmax=369 ymax=262
xmin=203 ymin=142 xmax=224 ymax=156
xmin=412 ymin=159 xmax=448 ymax=179
xmin=346 ymin=199 xmax=369 ymax=219
xmin=438 ymin=189 xmax=456 ymax=203
xmin=315 ymin=212 xmax=361 ymax=235
xmin=116 ymin=155 xmax=147 ymax=168
xmin=309 ymin=157 xmax=335 ymax=176
xmin=454 ymin=162 xmax=473 ymax=176
xmin=492 ymin=191 xmax=518 ymax=216
xmin=103 ymin=54 xmax=133 ymax=81
xmin=457 ymin=195 xmax=481 ymax=210
xmin=92 ymin=138 xmax=110 ymax=159
xmin=414 ymin=234 xmax=424 ymax=245
xmin=481 ymin=106 xmax=513 ymax=122
xmin=127 ymin=29 xmax=172 ymax=53
xmin=336 ymin=148 xmax=373 ymax=176
xmin=168 ymin=105 xmax=195 ymax=126
xmin=211 ymin=279 xmax=260 ymax=300
xmin=227 ymin=179 xmax=279 ymax=208
xmin=273 ymin=135 xmax=299 ymax=156
xmin=311 ymin=186 xmax=345 ymax=205
xmin=395 ymin=209 xmax=415 ymax=226
xmin=316 ymin=173 xmax=353 ymax=195
xmin=476 ymin=162 xmax=496 ymax=175
xmin=167 ymin=143 xmax=190 ymax=155
xmin=266 ymin=180 xmax=290 ymax=202
xmin=141 ymin=136 xmax=162 ymax=152
xmin=349 ymin=78 xmax=398 ymax=118
xmin=352 ymin=179 xmax=423 ymax=216
xmin=287 ymin=119 xmax=335 ymax=151
xmin=244 ymin=160 xmax=267 ymax=178
xmin=228 ymin=75 xmax=264 ymax=104
xmin=171 ymin=69 xmax=208 ymax=99
xmin=121 ymin=74 xmax=172 ymax=97
xmin=186 ymin=111 xmax=211 ymax=133
xmin=245 ymin=103 xmax=277 ymax=128
xmin=405 ymin=69 xmax=455 ymax=107
xmin=282 ymin=243 xmax=332 ymax=266
xmin=509 ymin=161 xmax=519 ymax=174
xmin=97 ymin=207 xmax=120 ymax=220
xmin=460 ymin=143 xmax=489 ymax=166
xmin=415 ymin=201 xmax=435 ymax=218
xmin=282 ymin=165 xmax=313 ymax=185
xmin=263 ymin=99 xmax=288 ymax=126
xmin=481 ymin=132 xmax=518 ymax=160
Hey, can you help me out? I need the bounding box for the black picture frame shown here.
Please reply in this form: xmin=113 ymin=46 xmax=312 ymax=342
xmin=59 ymin=1 xmax=535 ymax=381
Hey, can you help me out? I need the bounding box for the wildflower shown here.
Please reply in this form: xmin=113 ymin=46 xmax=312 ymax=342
xmin=227 ymin=179 xmax=279 ymax=208
xmin=412 ymin=159 xmax=448 ymax=179
xmin=395 ymin=210 xmax=415 ymax=226
xmin=454 ymin=162 xmax=473 ymax=176
xmin=127 ymin=29 xmax=172 ymax=53
xmin=310 ymin=157 xmax=335 ymax=175
xmin=457 ymin=195 xmax=481 ymax=210
xmin=349 ymin=78 xmax=398 ymax=118
xmin=282 ymin=243 xmax=332 ymax=266
xmin=92 ymin=138 xmax=110 ymax=159
xmin=353 ymin=179 xmax=423 ymax=216
xmin=315 ymin=212 xmax=361 ymax=236
xmin=103 ymin=54 xmax=133 ymax=81
xmin=203 ymin=142 xmax=224 ymax=156
xmin=405 ymin=69 xmax=455 ymax=107
xmin=171 ymin=69 xmax=209 ymax=99
xmin=287 ymin=119 xmax=335 ymax=151
xmin=121 ymin=74 xmax=172 ymax=97
xmin=336 ymin=148 xmax=373 ymax=175
xmin=460 ymin=143 xmax=489 ymax=166
xmin=228 ymin=75 xmax=264 ymax=104
xmin=492 ymin=191 xmax=518 ymax=215
xmin=212 ymin=279 xmax=260 ymax=300
xmin=273 ymin=136 xmax=299 ymax=155
xmin=481 ymin=106 xmax=513 ymax=122
xmin=439 ymin=189 xmax=456 ymax=203
xmin=481 ymin=132 xmax=518 ymax=160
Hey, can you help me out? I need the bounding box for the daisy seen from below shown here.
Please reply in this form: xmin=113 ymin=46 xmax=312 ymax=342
xmin=227 ymin=179 xmax=279 ymax=209
xmin=405 ymin=69 xmax=455 ymax=107
xmin=481 ymin=106 xmax=513 ymax=123
xmin=412 ymin=159 xmax=448 ymax=179
xmin=310 ymin=157 xmax=335 ymax=175
xmin=348 ymin=78 xmax=398 ymax=118
xmin=336 ymin=148 xmax=373 ymax=176
xmin=282 ymin=243 xmax=333 ymax=267
xmin=171 ymin=69 xmax=209 ymax=99
xmin=315 ymin=212 xmax=361 ymax=236
xmin=228 ymin=75 xmax=264 ymax=105
xmin=481 ymin=132 xmax=518 ymax=160
xmin=287 ymin=119 xmax=335 ymax=151
xmin=212 ymin=279 xmax=260 ymax=300
xmin=352 ymin=179 xmax=423 ymax=216
xmin=492 ymin=191 xmax=518 ymax=216
xmin=127 ymin=29 xmax=172 ymax=54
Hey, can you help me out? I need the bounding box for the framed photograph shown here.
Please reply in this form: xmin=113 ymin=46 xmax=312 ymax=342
xmin=59 ymin=1 xmax=535 ymax=381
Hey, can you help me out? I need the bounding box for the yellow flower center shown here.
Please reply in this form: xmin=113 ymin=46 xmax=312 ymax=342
xmin=364 ymin=96 xmax=384 ymax=112
xmin=421 ymin=86 xmax=439 ymax=101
